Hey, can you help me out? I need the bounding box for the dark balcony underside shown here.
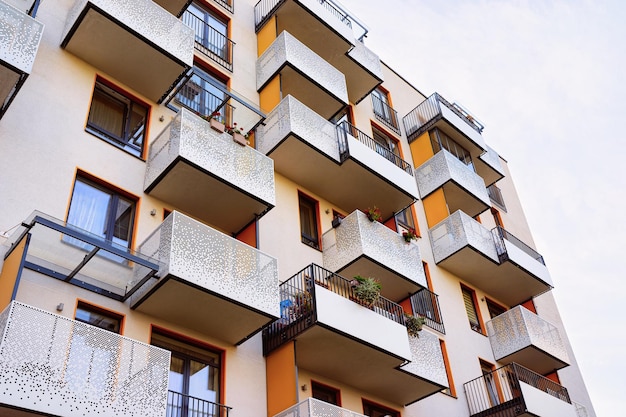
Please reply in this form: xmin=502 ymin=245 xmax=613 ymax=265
xmin=268 ymin=135 xmax=414 ymax=220
xmin=131 ymin=275 xmax=275 ymax=345
xmin=438 ymin=247 xmax=550 ymax=306
xmin=497 ymin=346 xmax=569 ymax=375
xmin=294 ymin=325 xmax=443 ymax=405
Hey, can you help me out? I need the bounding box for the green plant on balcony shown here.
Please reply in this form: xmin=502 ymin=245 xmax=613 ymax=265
xmin=366 ymin=206 xmax=382 ymax=222
xmin=205 ymin=111 xmax=225 ymax=133
xmin=226 ymin=122 xmax=250 ymax=146
xmin=292 ymin=290 xmax=312 ymax=317
xmin=404 ymin=313 xmax=425 ymax=337
xmin=402 ymin=227 xmax=418 ymax=243
xmin=351 ymin=275 xmax=382 ymax=307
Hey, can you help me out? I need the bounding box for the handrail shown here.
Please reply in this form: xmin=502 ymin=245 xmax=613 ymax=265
xmin=167 ymin=390 xmax=232 ymax=417
xmin=493 ymin=226 xmax=545 ymax=265
xmin=410 ymin=288 xmax=445 ymax=334
xmin=182 ymin=11 xmax=235 ymax=71
xmin=336 ymin=121 xmax=413 ymax=175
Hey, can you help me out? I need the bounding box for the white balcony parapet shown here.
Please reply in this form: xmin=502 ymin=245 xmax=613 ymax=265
xmin=478 ymin=144 xmax=505 ymax=180
xmin=145 ymin=108 xmax=276 ymax=207
xmin=400 ymin=330 xmax=449 ymax=388
xmin=131 ymin=211 xmax=280 ymax=321
xmin=415 ymin=149 xmax=490 ymax=203
xmin=347 ymin=40 xmax=384 ymax=83
xmin=573 ymin=401 xmax=589 ymax=417
xmin=256 ymin=31 xmax=348 ymax=105
xmin=487 ymin=306 xmax=569 ymax=365
xmin=0 ymin=301 xmax=170 ymax=417
xmin=274 ymin=397 xmax=366 ymax=417
xmin=256 ymin=95 xmax=339 ymax=160
xmin=323 ymin=210 xmax=427 ymax=289
xmin=63 ymin=0 xmax=193 ymax=67
xmin=430 ymin=210 xmax=499 ymax=264
xmin=0 ymin=0 xmax=43 ymax=74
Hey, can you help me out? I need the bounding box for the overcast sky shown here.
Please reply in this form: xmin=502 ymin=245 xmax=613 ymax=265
xmin=337 ymin=1 xmax=625 ymax=416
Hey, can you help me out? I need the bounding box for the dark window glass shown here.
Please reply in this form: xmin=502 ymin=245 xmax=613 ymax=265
xmin=486 ymin=299 xmax=507 ymax=319
xmin=299 ymin=193 xmax=319 ymax=249
xmin=462 ymin=286 xmax=482 ymax=333
xmin=87 ymin=81 xmax=148 ymax=157
xmin=430 ymin=128 xmax=474 ymax=171
xmin=312 ymin=382 xmax=340 ymax=406
xmin=363 ymin=400 xmax=399 ymax=417
xmin=75 ymin=302 xmax=122 ymax=333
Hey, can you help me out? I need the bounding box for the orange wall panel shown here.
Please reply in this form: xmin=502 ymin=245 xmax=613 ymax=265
xmin=236 ymin=221 xmax=257 ymax=248
xmin=266 ymin=342 xmax=298 ymax=416
xmin=0 ymin=237 xmax=26 ymax=310
xmin=260 ymin=76 xmax=281 ymax=114
xmin=423 ymin=188 xmax=449 ymax=228
xmin=409 ymin=132 xmax=434 ymax=168
xmin=257 ymin=16 xmax=277 ymax=57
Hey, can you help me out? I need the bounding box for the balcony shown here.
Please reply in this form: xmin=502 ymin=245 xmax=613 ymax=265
xmin=256 ymin=96 xmax=418 ymax=220
xmin=182 ymin=9 xmax=234 ymax=71
xmin=410 ymin=288 xmax=445 ymax=334
xmin=372 ymin=93 xmax=401 ymax=134
xmin=256 ymin=31 xmax=348 ymax=119
xmin=130 ymin=211 xmax=280 ymax=345
xmin=254 ymin=0 xmax=383 ymax=103
xmin=167 ymin=390 xmax=231 ymax=417
xmin=276 ymin=398 xmax=365 ymax=417
xmin=153 ymin=0 xmax=192 ymax=16
xmin=429 ymin=211 xmax=552 ymax=305
xmin=0 ymin=301 xmax=170 ymax=417
xmin=403 ymin=93 xmax=486 ymax=156
xmin=322 ymin=210 xmax=427 ymax=302
xmin=2 ymin=211 xmax=160 ymax=302
xmin=487 ymin=306 xmax=569 ymax=374
xmin=61 ymin=0 xmax=194 ymax=103
xmin=0 ymin=0 xmax=43 ymax=120
xmin=477 ymin=145 xmax=505 ymax=187
xmin=415 ymin=149 xmax=490 ymax=218
xmin=263 ymin=264 xmax=447 ymax=405
xmin=144 ymin=108 xmax=275 ymax=235
xmin=464 ymin=363 xmax=577 ymax=417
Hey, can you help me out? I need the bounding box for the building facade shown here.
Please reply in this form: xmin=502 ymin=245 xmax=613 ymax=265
xmin=0 ymin=0 xmax=596 ymax=417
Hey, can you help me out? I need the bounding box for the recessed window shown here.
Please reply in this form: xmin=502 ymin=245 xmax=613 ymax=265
xmin=75 ymin=301 xmax=122 ymax=333
xmin=183 ymin=2 xmax=232 ymax=70
xmin=430 ymin=128 xmax=473 ymax=170
xmin=87 ymin=79 xmax=149 ymax=158
xmin=371 ymin=87 xmax=399 ymax=133
xmin=486 ymin=298 xmax=507 ymax=319
xmin=298 ymin=192 xmax=320 ymax=249
xmin=362 ymin=399 xmax=399 ymax=417
xmin=67 ymin=176 xmax=136 ymax=251
xmin=176 ymin=66 xmax=230 ymax=122
xmin=461 ymin=285 xmax=483 ymax=333
xmin=312 ymin=381 xmax=340 ymax=406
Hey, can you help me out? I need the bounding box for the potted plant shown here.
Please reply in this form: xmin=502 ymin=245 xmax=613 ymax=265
xmin=226 ymin=123 xmax=250 ymax=146
xmin=366 ymin=206 xmax=382 ymax=222
xmin=292 ymin=291 xmax=312 ymax=317
xmin=404 ymin=313 xmax=425 ymax=337
xmin=402 ymin=227 xmax=418 ymax=243
xmin=351 ymin=275 xmax=382 ymax=307
xmin=206 ymin=111 xmax=225 ymax=133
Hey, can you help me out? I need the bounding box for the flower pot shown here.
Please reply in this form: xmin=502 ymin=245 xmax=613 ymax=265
xmin=210 ymin=118 xmax=225 ymax=133
xmin=232 ymin=132 xmax=247 ymax=146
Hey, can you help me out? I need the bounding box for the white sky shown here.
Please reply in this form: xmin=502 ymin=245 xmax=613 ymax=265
xmin=337 ymin=1 xmax=626 ymax=416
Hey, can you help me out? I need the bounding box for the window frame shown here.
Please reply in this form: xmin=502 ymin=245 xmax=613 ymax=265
xmin=362 ymin=399 xmax=400 ymax=417
xmin=74 ymin=300 xmax=124 ymax=334
xmin=183 ymin=2 xmax=233 ymax=69
xmin=371 ymin=87 xmax=400 ymax=132
xmin=485 ymin=298 xmax=507 ymax=319
xmin=439 ymin=339 xmax=456 ymax=397
xmin=86 ymin=78 xmax=150 ymax=158
xmin=298 ymin=191 xmax=321 ymax=250
xmin=461 ymin=285 xmax=485 ymax=334
xmin=311 ymin=380 xmax=341 ymax=406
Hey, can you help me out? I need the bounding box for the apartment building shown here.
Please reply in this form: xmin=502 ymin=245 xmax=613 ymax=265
xmin=0 ymin=0 xmax=596 ymax=416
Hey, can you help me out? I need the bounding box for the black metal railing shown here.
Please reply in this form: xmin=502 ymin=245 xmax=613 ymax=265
xmin=254 ymin=0 xmax=351 ymax=32
xmin=212 ymin=0 xmax=233 ymax=13
xmin=464 ymin=363 xmax=570 ymax=417
xmin=336 ymin=121 xmax=413 ymax=175
xmin=487 ymin=184 xmax=506 ymax=210
xmin=403 ymin=93 xmax=483 ymax=142
xmin=263 ymin=264 xmax=405 ymax=355
xmin=492 ymin=226 xmax=545 ymax=265
xmin=410 ymin=288 xmax=445 ymax=334
xmin=182 ymin=12 xmax=235 ymax=71
xmin=171 ymin=73 xmax=235 ymax=125
xmin=371 ymin=94 xmax=400 ymax=134
xmin=167 ymin=390 xmax=231 ymax=417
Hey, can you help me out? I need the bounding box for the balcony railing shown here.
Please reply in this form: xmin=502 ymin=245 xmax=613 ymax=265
xmin=487 ymin=184 xmax=506 ymax=210
xmin=275 ymin=398 xmax=365 ymax=417
xmin=464 ymin=363 xmax=571 ymax=417
xmin=410 ymin=288 xmax=445 ymax=334
xmin=493 ymin=226 xmax=545 ymax=265
xmin=0 ymin=301 xmax=170 ymax=417
xmin=263 ymin=264 xmax=404 ymax=355
xmin=371 ymin=93 xmax=400 ymax=134
xmin=337 ymin=121 xmax=412 ymax=174
xmin=212 ymin=0 xmax=233 ymax=13
xmin=167 ymin=390 xmax=231 ymax=417
xmin=182 ymin=11 xmax=234 ymax=71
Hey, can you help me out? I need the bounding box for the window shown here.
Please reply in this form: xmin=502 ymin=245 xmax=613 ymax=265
xmin=152 ymin=330 xmax=223 ymax=416
xmin=480 ymin=360 xmax=500 ymax=407
xmin=312 ymin=381 xmax=340 ymax=406
xmin=362 ymin=400 xmax=399 ymax=417
xmin=429 ymin=128 xmax=474 ymax=171
xmin=487 ymin=184 xmax=506 ymax=210
xmin=395 ymin=206 xmax=418 ymax=234
xmin=67 ymin=176 xmax=136 ymax=251
xmin=75 ymin=301 xmax=123 ymax=333
xmin=176 ymin=66 xmax=230 ymax=123
xmin=486 ymin=298 xmax=506 ymax=319
xmin=298 ymin=192 xmax=320 ymax=249
xmin=372 ymin=126 xmax=401 ymax=165
xmin=371 ymin=87 xmax=399 ymax=132
xmin=87 ymin=79 xmax=149 ymax=158
xmin=491 ymin=207 xmax=504 ymax=228
xmin=183 ymin=3 xmax=232 ymax=69
xmin=461 ymin=285 xmax=483 ymax=333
